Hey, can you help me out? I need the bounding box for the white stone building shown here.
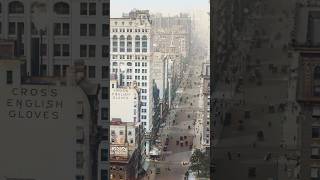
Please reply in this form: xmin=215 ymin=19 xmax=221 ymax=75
xmin=110 ymin=10 xmax=153 ymax=152
xmin=0 ymin=1 xmax=110 ymax=178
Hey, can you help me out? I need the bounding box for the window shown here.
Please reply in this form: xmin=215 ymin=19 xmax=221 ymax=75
xmin=312 ymin=147 xmax=320 ymax=159
xmin=127 ymin=62 xmax=132 ymax=66
xmin=89 ymin=3 xmax=96 ymax=15
xmin=135 ymin=35 xmax=140 ymax=52
xmin=112 ymin=62 xmax=117 ymax=66
xmin=54 ymin=44 xmax=61 ymax=56
xmin=142 ymin=115 xmax=146 ymax=119
xmin=41 ymin=44 xmax=47 ymax=56
xmin=102 ymin=24 xmax=109 ymax=36
xmin=314 ymin=66 xmax=320 ymax=96
xmin=142 ymin=35 xmax=148 ymax=52
xmin=101 ymin=149 xmax=108 ymax=161
xmin=128 ymin=131 xmax=132 ymax=135
xmin=142 ymin=109 xmax=146 ymax=113
xmin=102 ymin=66 xmax=109 ymax=79
xmin=0 ymin=3 xmax=2 ymax=14
xmin=62 ymin=23 xmax=69 ymax=35
xmin=9 ymin=1 xmax=24 ymax=14
xmin=80 ymin=3 xmax=87 ymax=15
xmin=62 ymin=44 xmax=69 ymax=56
xmin=101 ymin=87 xmax=108 ymax=99
xmin=130 ymin=139 xmax=134 ymax=144
xmin=102 ymin=45 xmax=109 ymax=58
xmin=76 ymin=126 xmax=84 ymax=144
xmin=101 ymin=108 xmax=108 ymax=120
xmin=311 ymin=167 xmax=319 ymax=178
xmin=120 ymin=35 xmax=125 ymax=52
xmin=312 ymin=127 xmax=320 ymax=138
xmin=102 ymin=3 xmax=109 ymax=16
xmin=89 ymin=45 xmax=96 ymax=57
xmin=76 ymin=152 xmax=84 ymax=169
xmin=80 ymin=24 xmax=87 ymax=36
xmin=89 ymin=24 xmax=96 ymax=36
xmin=119 ymin=130 xmax=124 ymax=135
xmin=62 ymin=65 xmax=69 ymax=77
xmin=6 ymin=71 xmax=13 ymax=84
xmin=88 ymin=66 xmax=96 ymax=78
xmin=53 ymin=65 xmax=61 ymax=76
xmin=54 ymin=23 xmax=61 ymax=35
xmin=80 ymin=45 xmax=87 ymax=57
xmin=101 ymin=170 xmax=108 ymax=180
xmin=112 ymin=35 xmax=118 ymax=52
xmin=127 ymin=35 xmax=132 ymax=52
xmin=76 ymin=175 xmax=84 ymax=180
xmin=54 ymin=2 xmax=69 ymax=15
xmin=8 ymin=22 xmax=15 ymax=35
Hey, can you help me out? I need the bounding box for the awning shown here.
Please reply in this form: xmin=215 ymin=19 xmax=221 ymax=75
xmin=142 ymin=161 xmax=149 ymax=171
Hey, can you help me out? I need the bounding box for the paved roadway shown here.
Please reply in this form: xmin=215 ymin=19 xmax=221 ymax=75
xmin=142 ymin=57 xmax=204 ymax=180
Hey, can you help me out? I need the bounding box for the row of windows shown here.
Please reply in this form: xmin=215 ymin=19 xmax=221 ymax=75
xmin=53 ymin=44 xmax=109 ymax=58
xmin=111 ymin=130 xmax=134 ymax=136
xmin=6 ymin=21 xmax=109 ymax=38
xmin=120 ymin=81 xmax=147 ymax=87
xmin=112 ymin=28 xmax=148 ymax=33
xmin=79 ymin=44 xmax=109 ymax=58
xmin=80 ymin=23 xmax=109 ymax=37
xmin=112 ymin=55 xmax=148 ymax=60
xmin=2 ymin=2 xmax=109 ymax=16
xmin=112 ymin=35 xmax=148 ymax=52
xmin=53 ymin=65 xmax=109 ymax=79
xmin=125 ymin=75 xmax=147 ymax=80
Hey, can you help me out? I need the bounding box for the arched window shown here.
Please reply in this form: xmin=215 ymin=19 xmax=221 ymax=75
xmin=135 ymin=35 xmax=140 ymax=52
xmin=9 ymin=1 xmax=24 ymax=14
xmin=314 ymin=66 xmax=320 ymax=96
xmin=54 ymin=2 xmax=70 ymax=15
xmin=142 ymin=35 xmax=148 ymax=52
xmin=120 ymin=35 xmax=125 ymax=52
xmin=127 ymin=35 xmax=132 ymax=52
xmin=112 ymin=35 xmax=118 ymax=52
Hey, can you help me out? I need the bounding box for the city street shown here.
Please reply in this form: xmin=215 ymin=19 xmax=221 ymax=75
xmin=142 ymin=57 xmax=204 ymax=180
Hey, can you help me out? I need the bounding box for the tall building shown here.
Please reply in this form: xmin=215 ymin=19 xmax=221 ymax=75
xmin=0 ymin=1 xmax=110 ymax=179
xmin=0 ymin=40 xmax=100 ymax=180
xmin=293 ymin=2 xmax=320 ymax=179
xmin=110 ymin=9 xmax=153 ymax=153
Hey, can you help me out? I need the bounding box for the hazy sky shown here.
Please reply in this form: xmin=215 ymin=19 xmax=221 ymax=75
xmin=111 ymin=0 xmax=209 ymax=17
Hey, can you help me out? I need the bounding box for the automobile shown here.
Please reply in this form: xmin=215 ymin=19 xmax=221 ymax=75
xmin=156 ymin=167 xmax=161 ymax=174
xmin=163 ymin=146 xmax=168 ymax=151
xmin=181 ymin=161 xmax=190 ymax=166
